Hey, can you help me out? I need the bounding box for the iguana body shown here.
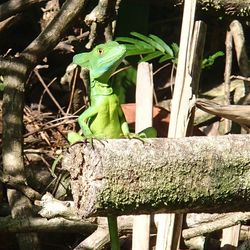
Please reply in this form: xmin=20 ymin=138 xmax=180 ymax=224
xmin=68 ymin=41 xmax=131 ymax=144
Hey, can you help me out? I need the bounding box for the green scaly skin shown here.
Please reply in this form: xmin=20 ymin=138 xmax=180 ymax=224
xmin=68 ymin=41 xmax=130 ymax=144
xmin=68 ymin=41 xmax=156 ymax=250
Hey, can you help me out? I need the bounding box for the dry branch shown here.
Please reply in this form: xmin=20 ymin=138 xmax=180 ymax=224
xmin=183 ymin=212 xmax=250 ymax=239
xmin=0 ymin=173 xmax=41 ymax=201
xmin=176 ymin=0 xmax=250 ymax=16
xmin=0 ymin=15 xmax=22 ymax=33
xmin=0 ymin=216 xmax=96 ymax=233
xmin=85 ymin=0 xmax=118 ymax=48
xmin=0 ymin=0 xmax=49 ymax=22
xmin=62 ymin=135 xmax=250 ymax=218
xmin=0 ymin=1 xmax=88 ymax=249
xmin=196 ymin=98 xmax=250 ymax=128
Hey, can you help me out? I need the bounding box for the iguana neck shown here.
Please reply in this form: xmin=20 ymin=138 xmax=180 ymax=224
xmin=90 ymin=79 xmax=113 ymax=96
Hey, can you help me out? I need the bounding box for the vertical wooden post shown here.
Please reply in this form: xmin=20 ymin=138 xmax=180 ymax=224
xmin=155 ymin=0 xmax=207 ymax=249
xmin=167 ymin=0 xmax=197 ymax=137
xmin=132 ymin=62 xmax=154 ymax=250
xmin=224 ymin=30 xmax=233 ymax=133
xmin=220 ymin=20 xmax=245 ymax=249
xmin=135 ymin=62 xmax=153 ymax=132
xmin=221 ymin=224 xmax=241 ymax=250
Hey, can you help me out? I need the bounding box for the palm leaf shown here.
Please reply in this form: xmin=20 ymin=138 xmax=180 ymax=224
xmin=202 ymin=51 xmax=224 ymax=69
xmin=171 ymin=43 xmax=179 ymax=57
xmin=130 ymin=32 xmax=166 ymax=53
xmin=159 ymin=54 xmax=174 ymax=63
xmin=140 ymin=51 xmax=164 ymax=62
xmin=124 ymin=44 xmax=155 ymax=56
xmin=116 ymin=37 xmax=153 ymax=50
xmin=149 ymin=34 xmax=173 ymax=56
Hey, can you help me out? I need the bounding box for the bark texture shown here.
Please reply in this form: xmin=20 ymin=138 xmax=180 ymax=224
xmin=62 ymin=135 xmax=250 ymax=218
xmin=1 ymin=1 xmax=88 ymax=249
xmin=0 ymin=0 xmax=49 ymax=22
xmin=176 ymin=0 xmax=250 ymax=16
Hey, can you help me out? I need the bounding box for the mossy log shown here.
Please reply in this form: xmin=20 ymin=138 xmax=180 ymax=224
xmin=62 ymin=135 xmax=250 ymax=218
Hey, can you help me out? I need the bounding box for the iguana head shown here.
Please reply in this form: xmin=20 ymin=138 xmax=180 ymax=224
xmin=73 ymin=41 xmax=126 ymax=83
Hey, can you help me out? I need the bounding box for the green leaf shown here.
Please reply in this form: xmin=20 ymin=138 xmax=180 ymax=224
xmin=130 ymin=32 xmax=165 ymax=53
xmin=116 ymin=35 xmax=156 ymax=56
xmin=171 ymin=43 xmax=179 ymax=57
xmin=51 ymin=154 xmax=63 ymax=177
xmin=0 ymin=76 xmax=5 ymax=91
xmin=124 ymin=44 xmax=155 ymax=56
xmin=116 ymin=37 xmax=141 ymax=44
xmin=159 ymin=54 xmax=174 ymax=63
xmin=172 ymin=58 xmax=178 ymax=65
xmin=202 ymin=51 xmax=224 ymax=69
xmin=0 ymin=83 xmax=5 ymax=91
xmin=149 ymin=34 xmax=174 ymax=56
xmin=116 ymin=37 xmax=153 ymax=49
xmin=140 ymin=51 xmax=164 ymax=62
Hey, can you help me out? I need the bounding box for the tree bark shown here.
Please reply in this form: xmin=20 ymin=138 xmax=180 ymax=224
xmin=62 ymin=135 xmax=250 ymax=218
xmin=175 ymin=0 xmax=250 ymax=16
xmin=1 ymin=0 xmax=88 ymax=249
xmin=0 ymin=216 xmax=97 ymax=233
xmin=0 ymin=0 xmax=49 ymax=22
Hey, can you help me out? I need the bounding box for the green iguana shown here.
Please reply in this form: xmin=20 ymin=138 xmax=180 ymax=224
xmin=68 ymin=41 xmax=156 ymax=143
xmin=68 ymin=41 xmax=156 ymax=250
xmin=68 ymin=41 xmax=130 ymax=144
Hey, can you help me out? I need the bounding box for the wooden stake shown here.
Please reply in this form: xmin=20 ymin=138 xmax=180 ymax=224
xmin=167 ymin=0 xmax=197 ymax=138
xmin=220 ymin=20 xmax=248 ymax=249
xmin=155 ymin=1 xmax=207 ymax=249
xmin=132 ymin=62 xmax=154 ymax=250
xmin=224 ymin=30 xmax=233 ymax=133
xmin=221 ymin=224 xmax=241 ymax=250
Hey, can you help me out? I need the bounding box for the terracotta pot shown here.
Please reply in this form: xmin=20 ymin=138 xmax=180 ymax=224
xmin=121 ymin=103 xmax=204 ymax=137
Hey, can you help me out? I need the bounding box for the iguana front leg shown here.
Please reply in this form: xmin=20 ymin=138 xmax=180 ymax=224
xmin=118 ymin=105 xmax=132 ymax=137
xmin=67 ymin=106 xmax=98 ymax=145
xmin=78 ymin=106 xmax=98 ymax=136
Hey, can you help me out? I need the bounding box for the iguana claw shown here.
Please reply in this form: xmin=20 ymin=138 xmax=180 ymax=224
xmin=67 ymin=131 xmax=106 ymax=149
xmin=125 ymin=127 xmax=157 ymax=142
xmin=125 ymin=133 xmax=145 ymax=143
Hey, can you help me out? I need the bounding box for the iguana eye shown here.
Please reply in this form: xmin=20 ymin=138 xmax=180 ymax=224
xmin=97 ymin=48 xmax=104 ymax=54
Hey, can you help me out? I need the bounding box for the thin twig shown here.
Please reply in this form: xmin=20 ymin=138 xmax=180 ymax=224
xmin=38 ymin=77 xmax=57 ymax=113
xmin=230 ymin=75 xmax=250 ymax=82
xmin=183 ymin=212 xmax=250 ymax=239
xmin=72 ymin=105 xmax=86 ymax=115
xmin=170 ymin=64 xmax=176 ymax=96
xmin=153 ymin=63 xmax=172 ymax=104
xmin=66 ymin=67 xmax=78 ymax=114
xmin=111 ymin=65 xmax=131 ymax=77
xmin=34 ymin=69 xmax=66 ymax=115
xmin=45 ymin=115 xmax=78 ymax=124
xmin=24 ymin=117 xmax=77 ymax=137
xmin=153 ymin=63 xmax=171 ymax=76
